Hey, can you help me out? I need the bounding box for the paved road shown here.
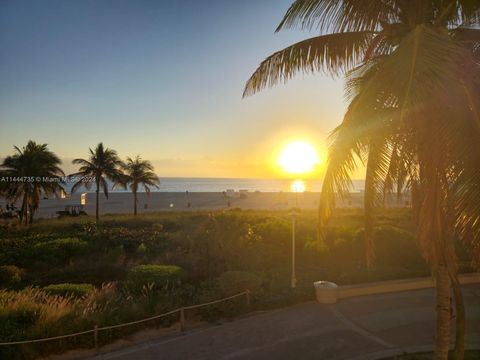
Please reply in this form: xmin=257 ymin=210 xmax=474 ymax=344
xmin=90 ymin=285 xmax=480 ymax=360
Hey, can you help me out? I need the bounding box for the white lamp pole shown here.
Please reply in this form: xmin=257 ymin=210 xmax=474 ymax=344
xmin=290 ymin=209 xmax=297 ymax=288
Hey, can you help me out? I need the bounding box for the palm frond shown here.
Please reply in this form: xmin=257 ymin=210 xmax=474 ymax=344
xmin=364 ymin=137 xmax=392 ymax=268
xmin=276 ymin=0 xmax=397 ymax=33
xmin=318 ymin=94 xmax=393 ymax=239
xmin=72 ymin=158 xmax=94 ymax=168
xmin=244 ymin=32 xmax=374 ymax=96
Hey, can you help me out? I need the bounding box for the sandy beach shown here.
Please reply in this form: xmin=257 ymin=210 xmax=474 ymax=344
xmin=0 ymin=191 xmax=411 ymax=219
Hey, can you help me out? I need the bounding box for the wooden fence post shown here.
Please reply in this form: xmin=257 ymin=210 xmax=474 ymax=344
xmin=180 ymin=308 xmax=186 ymax=332
xmin=94 ymin=325 xmax=99 ymax=353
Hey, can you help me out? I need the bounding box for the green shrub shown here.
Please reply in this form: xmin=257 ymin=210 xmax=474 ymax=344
xmin=43 ymin=283 xmax=95 ymax=298
xmin=137 ymin=242 xmax=147 ymax=254
xmin=32 ymin=238 xmax=88 ymax=265
xmin=373 ymin=226 xmax=425 ymax=267
xmin=0 ymin=304 xmax=40 ymax=338
xmin=217 ymin=271 xmax=262 ymax=296
xmin=192 ymin=279 xmax=248 ymax=322
xmin=126 ymin=265 xmax=184 ymax=291
xmin=0 ymin=265 xmax=24 ymax=287
xmin=36 ymin=263 xmax=126 ymax=286
xmin=304 ymin=238 xmax=329 ymax=255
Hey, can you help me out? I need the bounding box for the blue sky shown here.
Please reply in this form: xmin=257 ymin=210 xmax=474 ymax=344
xmin=0 ymin=0 xmax=346 ymax=177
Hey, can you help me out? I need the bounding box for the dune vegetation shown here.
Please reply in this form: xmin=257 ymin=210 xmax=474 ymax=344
xmin=0 ymin=209 xmax=476 ymax=359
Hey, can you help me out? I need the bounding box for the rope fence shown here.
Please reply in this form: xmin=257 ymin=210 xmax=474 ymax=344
xmin=0 ymin=289 xmax=251 ymax=352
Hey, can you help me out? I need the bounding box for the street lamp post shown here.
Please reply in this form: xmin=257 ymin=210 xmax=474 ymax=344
xmin=290 ymin=209 xmax=298 ymax=289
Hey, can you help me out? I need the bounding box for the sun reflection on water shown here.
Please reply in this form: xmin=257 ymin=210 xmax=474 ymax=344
xmin=290 ymin=179 xmax=306 ymax=193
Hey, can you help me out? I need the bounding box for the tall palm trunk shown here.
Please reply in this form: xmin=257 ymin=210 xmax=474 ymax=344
xmin=133 ymin=189 xmax=138 ymax=216
xmin=29 ymin=185 xmax=39 ymax=225
xmin=95 ymin=180 xmax=100 ymax=223
xmin=19 ymin=193 xmax=25 ymax=224
xmin=29 ymin=204 xmax=34 ymax=224
xmin=419 ymin=140 xmax=456 ymax=360
xmin=451 ymin=273 xmax=465 ymax=360
xmin=435 ymin=263 xmax=452 ymax=360
xmin=21 ymin=191 xmax=29 ymax=226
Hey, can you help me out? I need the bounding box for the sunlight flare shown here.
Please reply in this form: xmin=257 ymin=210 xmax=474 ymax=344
xmin=290 ymin=179 xmax=306 ymax=193
xmin=278 ymin=141 xmax=320 ymax=174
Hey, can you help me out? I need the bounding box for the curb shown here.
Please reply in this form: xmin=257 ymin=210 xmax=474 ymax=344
xmin=346 ymin=343 xmax=480 ymax=360
xmin=338 ymin=273 xmax=480 ymax=300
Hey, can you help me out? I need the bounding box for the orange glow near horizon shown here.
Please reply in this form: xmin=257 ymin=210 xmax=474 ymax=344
xmin=278 ymin=141 xmax=321 ymax=175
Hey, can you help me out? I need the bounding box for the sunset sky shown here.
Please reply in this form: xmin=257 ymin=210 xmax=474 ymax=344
xmin=0 ymin=0 xmax=347 ymax=178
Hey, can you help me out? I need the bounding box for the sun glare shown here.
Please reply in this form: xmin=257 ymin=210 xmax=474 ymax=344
xmin=278 ymin=141 xmax=320 ymax=174
xmin=291 ymin=179 xmax=306 ymax=193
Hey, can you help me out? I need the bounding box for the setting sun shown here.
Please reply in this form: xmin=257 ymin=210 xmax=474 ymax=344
xmin=278 ymin=141 xmax=320 ymax=174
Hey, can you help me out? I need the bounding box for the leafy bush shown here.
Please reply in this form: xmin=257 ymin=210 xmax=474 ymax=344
xmin=137 ymin=242 xmax=147 ymax=254
xmin=0 ymin=237 xmax=30 ymax=267
xmin=217 ymin=271 xmax=262 ymax=296
xmin=35 ymin=263 xmax=127 ymax=286
xmin=374 ymin=225 xmax=425 ymax=268
xmin=126 ymin=265 xmax=184 ymax=291
xmin=43 ymin=283 xmax=95 ymax=298
xmin=31 ymin=238 xmax=88 ymax=265
xmin=0 ymin=265 xmax=24 ymax=287
xmin=0 ymin=296 xmax=40 ymax=339
xmin=190 ymin=279 xmax=249 ymax=322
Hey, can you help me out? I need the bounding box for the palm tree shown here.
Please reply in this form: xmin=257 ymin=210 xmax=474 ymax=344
xmin=244 ymin=2 xmax=480 ymax=360
xmin=0 ymin=141 xmax=65 ymax=225
xmin=117 ymin=156 xmax=160 ymax=216
xmin=70 ymin=143 xmax=124 ymax=222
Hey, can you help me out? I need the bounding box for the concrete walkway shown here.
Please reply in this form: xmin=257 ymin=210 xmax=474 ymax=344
xmin=89 ymin=285 xmax=480 ymax=360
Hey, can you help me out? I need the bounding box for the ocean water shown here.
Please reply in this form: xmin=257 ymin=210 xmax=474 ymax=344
xmin=65 ymin=177 xmax=366 ymax=193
